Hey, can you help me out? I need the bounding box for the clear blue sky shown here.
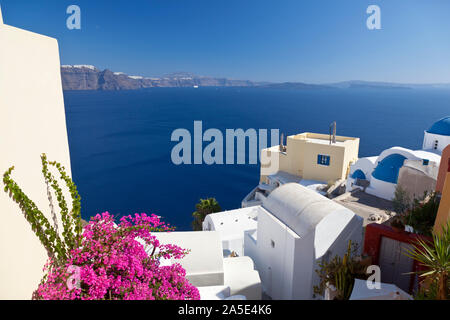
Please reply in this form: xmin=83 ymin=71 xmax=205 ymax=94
xmin=1 ymin=0 xmax=450 ymax=83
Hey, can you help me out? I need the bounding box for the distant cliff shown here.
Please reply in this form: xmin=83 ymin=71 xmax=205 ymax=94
xmin=61 ymin=66 xmax=446 ymax=91
xmin=61 ymin=65 xmax=258 ymax=90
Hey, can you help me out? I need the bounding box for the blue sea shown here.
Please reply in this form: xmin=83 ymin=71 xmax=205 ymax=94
xmin=64 ymin=87 xmax=450 ymax=230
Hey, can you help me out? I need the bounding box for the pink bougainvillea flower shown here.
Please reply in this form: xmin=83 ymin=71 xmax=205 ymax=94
xmin=33 ymin=212 xmax=200 ymax=300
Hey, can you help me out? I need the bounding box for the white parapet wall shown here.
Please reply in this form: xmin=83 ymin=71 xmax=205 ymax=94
xmin=0 ymin=8 xmax=72 ymax=299
xmin=154 ymin=231 xmax=225 ymax=287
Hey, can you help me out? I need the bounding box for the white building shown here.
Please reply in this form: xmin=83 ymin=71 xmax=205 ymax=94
xmin=205 ymin=183 xmax=363 ymax=300
xmin=154 ymin=231 xmax=262 ymax=300
xmin=203 ymin=206 xmax=259 ymax=257
xmin=346 ymin=117 xmax=450 ymax=201
xmin=247 ymin=183 xmax=363 ymax=300
xmin=422 ymin=116 xmax=450 ymax=154
xmin=0 ymin=7 xmax=73 ymax=299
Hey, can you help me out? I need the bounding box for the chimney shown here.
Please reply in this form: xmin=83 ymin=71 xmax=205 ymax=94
xmin=279 ymin=133 xmax=285 ymax=152
xmin=329 ymin=121 xmax=337 ymax=144
xmin=333 ymin=121 xmax=337 ymax=144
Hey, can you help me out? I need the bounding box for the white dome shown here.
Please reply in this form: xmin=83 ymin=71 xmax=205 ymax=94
xmin=262 ymin=183 xmax=353 ymax=236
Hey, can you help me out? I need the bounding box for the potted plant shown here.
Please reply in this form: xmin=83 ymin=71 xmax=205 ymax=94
xmin=314 ymin=240 xmax=368 ymax=300
xmin=357 ymin=254 xmax=373 ymax=269
xmin=404 ymin=192 xmax=440 ymax=237
xmin=390 ymin=216 xmax=405 ymax=233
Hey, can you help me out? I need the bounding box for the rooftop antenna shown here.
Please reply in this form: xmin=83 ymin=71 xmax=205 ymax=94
xmin=329 ymin=121 xmax=336 ymax=144
xmin=279 ymin=133 xmax=285 ymax=152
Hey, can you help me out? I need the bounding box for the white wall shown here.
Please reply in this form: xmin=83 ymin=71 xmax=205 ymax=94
xmin=0 ymin=12 xmax=72 ymax=299
xmin=247 ymin=207 xmax=308 ymax=300
xmin=154 ymin=231 xmax=225 ymax=287
xmin=243 ymin=230 xmax=258 ymax=263
xmin=223 ymin=257 xmax=262 ymax=300
xmin=312 ymin=214 xmax=363 ymax=298
xmin=366 ymin=177 xmax=397 ymax=201
xmin=292 ymin=232 xmax=316 ymax=299
xmin=252 ymin=209 xmax=294 ymax=299
xmin=314 ymin=210 xmax=358 ymax=258
xmin=203 ymin=208 xmax=258 ymax=257
xmin=290 ymin=211 xmax=363 ymax=300
xmin=222 ymin=235 xmax=246 ymax=257
xmin=348 ymin=157 xmax=377 ymax=180
xmin=346 ymin=156 xmax=377 ymax=192
xmin=244 ymin=195 xmax=363 ymax=300
xmin=423 ymin=131 xmax=450 ymax=155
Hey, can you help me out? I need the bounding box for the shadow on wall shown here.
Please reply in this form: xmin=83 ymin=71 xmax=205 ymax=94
xmin=436 ymin=145 xmax=450 ymax=193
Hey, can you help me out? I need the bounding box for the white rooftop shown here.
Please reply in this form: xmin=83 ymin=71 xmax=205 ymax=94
xmin=365 ymin=156 xmax=378 ymax=163
xmin=205 ymin=206 xmax=260 ymax=240
xmin=298 ymin=179 xmax=327 ymax=195
xmin=304 ymin=137 xmax=347 ymax=146
xmin=350 ymin=279 xmax=412 ymax=300
xmin=262 ymin=183 xmax=355 ymax=237
xmin=268 ymin=171 xmax=301 ymax=184
xmin=154 ymin=231 xmax=224 ymax=287
xmin=412 ymin=149 xmax=441 ymax=163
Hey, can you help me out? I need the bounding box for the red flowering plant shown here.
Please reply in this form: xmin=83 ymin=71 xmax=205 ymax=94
xmin=3 ymin=154 xmax=199 ymax=300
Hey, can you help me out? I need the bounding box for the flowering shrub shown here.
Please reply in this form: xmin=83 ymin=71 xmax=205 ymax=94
xmin=34 ymin=212 xmax=200 ymax=300
xmin=3 ymin=154 xmax=82 ymax=264
xmin=4 ymin=155 xmax=199 ymax=300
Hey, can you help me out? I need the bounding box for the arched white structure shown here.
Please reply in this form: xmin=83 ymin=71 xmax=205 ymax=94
xmin=346 ymin=156 xmax=377 ymax=191
xmin=262 ymin=183 xmax=354 ymax=243
xmin=364 ymin=147 xmax=441 ymax=200
xmin=244 ymin=183 xmax=363 ymax=300
xmin=347 ymin=117 xmax=450 ymax=201
xmin=376 ymin=147 xmax=440 ymax=165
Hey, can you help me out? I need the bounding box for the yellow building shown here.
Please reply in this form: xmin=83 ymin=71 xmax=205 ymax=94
xmin=260 ymin=132 xmax=360 ymax=184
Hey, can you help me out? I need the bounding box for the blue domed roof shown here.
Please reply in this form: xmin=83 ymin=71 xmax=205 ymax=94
xmin=372 ymin=154 xmax=407 ymax=184
xmin=427 ymin=117 xmax=450 ymax=136
xmin=352 ymin=169 xmax=366 ymax=180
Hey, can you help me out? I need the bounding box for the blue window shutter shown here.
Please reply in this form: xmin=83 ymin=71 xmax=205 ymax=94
xmin=317 ymin=154 xmax=330 ymax=166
